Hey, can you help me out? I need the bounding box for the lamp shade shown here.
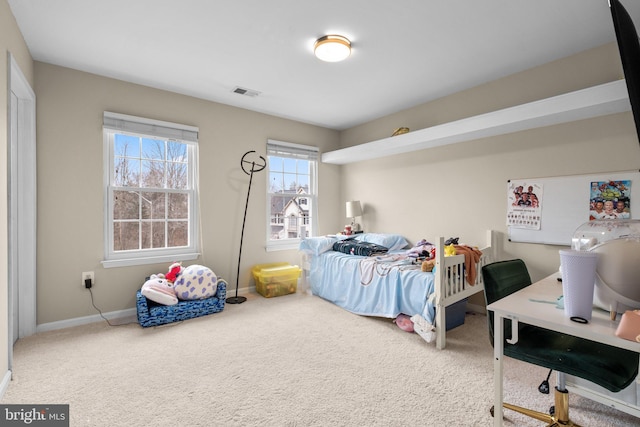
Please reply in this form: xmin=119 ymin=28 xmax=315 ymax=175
xmin=346 ymin=200 xmax=362 ymax=218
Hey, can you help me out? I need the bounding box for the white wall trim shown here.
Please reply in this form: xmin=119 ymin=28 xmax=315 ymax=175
xmin=35 ymin=284 xmax=249 ymax=333
xmin=224 ymin=284 xmax=250 ymax=301
xmin=466 ymin=302 xmax=486 ymax=315
xmin=0 ymin=370 xmax=12 ymax=401
xmin=8 ymin=52 xmax=37 ymax=340
xmin=36 ymin=308 xmax=138 ymax=333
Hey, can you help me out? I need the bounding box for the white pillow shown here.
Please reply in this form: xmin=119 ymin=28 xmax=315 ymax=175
xmin=299 ymin=236 xmax=339 ymax=255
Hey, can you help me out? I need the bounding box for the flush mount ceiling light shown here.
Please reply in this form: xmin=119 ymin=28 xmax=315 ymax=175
xmin=314 ymin=35 xmax=351 ymax=62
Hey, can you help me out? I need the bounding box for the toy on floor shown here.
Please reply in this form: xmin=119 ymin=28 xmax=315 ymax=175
xmin=166 ymin=262 xmax=184 ymax=283
xmin=171 ymin=263 xmax=224 ymax=300
xmin=394 ymin=313 xmax=414 ymax=332
xmin=141 ymin=262 xmax=225 ymax=305
xmin=136 ymin=281 xmax=227 ymax=328
xmin=141 ymin=274 xmax=178 ymax=306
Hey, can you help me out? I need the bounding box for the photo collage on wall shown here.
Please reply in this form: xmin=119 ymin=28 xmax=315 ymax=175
xmin=506 ymin=180 xmax=543 ymax=230
xmin=589 ymin=180 xmax=631 ymax=220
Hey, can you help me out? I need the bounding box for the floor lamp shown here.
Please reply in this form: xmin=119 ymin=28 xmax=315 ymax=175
xmin=227 ymin=150 xmax=266 ymax=304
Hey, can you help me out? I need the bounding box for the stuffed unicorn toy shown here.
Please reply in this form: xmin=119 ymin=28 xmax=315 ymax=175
xmin=140 ymin=273 xmax=178 ymax=306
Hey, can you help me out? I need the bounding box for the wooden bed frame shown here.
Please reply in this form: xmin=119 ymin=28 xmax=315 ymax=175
xmin=433 ymin=229 xmax=496 ymax=349
xmin=299 ymin=230 xmax=497 ymax=350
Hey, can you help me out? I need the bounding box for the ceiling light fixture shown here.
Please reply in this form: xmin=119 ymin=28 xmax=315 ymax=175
xmin=314 ymin=35 xmax=351 ymax=62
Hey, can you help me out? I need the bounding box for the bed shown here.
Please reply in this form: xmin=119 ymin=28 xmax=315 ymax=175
xmin=299 ymin=230 xmax=496 ymax=349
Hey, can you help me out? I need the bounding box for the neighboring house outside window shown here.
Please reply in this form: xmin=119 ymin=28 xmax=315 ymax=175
xmin=266 ymin=139 xmax=318 ymax=251
xmin=102 ymin=112 xmax=200 ymax=267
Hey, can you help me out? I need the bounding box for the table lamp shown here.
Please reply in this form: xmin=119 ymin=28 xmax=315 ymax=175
xmin=346 ymin=200 xmax=363 ymax=232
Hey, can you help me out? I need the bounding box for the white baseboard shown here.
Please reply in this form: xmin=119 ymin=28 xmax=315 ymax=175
xmin=35 ymin=285 xmax=250 ymax=333
xmin=36 ymin=308 xmax=138 ymax=333
xmin=467 ymin=302 xmax=486 ymax=315
xmin=224 ymin=284 xmax=251 ymax=299
xmin=0 ymin=370 xmax=12 ymax=401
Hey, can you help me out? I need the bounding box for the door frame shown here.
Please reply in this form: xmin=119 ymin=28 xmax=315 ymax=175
xmin=8 ymin=53 xmax=37 ymax=355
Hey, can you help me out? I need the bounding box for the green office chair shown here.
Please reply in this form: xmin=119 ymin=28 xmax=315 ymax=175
xmin=482 ymin=259 xmax=639 ymax=426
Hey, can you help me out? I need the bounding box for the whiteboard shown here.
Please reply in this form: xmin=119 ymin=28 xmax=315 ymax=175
xmin=508 ymin=171 xmax=640 ymax=245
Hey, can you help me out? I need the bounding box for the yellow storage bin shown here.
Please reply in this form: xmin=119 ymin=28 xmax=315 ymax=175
xmin=252 ymin=263 xmax=301 ymax=297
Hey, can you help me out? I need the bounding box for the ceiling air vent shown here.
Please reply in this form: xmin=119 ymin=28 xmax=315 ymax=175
xmin=232 ymin=86 xmax=261 ymax=97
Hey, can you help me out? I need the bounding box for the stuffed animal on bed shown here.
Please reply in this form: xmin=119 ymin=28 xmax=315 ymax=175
xmin=141 ymin=274 xmax=178 ymax=306
xmin=421 ymin=259 xmax=436 ymax=272
xmin=172 ymin=264 xmax=222 ymax=300
xmin=444 ymin=244 xmax=457 ymax=257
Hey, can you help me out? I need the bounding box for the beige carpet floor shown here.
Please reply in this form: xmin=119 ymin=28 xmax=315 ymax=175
xmin=2 ymin=292 xmax=638 ymax=426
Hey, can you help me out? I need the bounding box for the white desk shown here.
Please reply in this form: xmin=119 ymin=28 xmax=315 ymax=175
xmin=487 ymin=274 xmax=640 ymax=426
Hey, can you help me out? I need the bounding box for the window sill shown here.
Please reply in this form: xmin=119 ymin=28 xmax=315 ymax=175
xmin=101 ymin=252 xmax=199 ymax=268
xmin=266 ymin=241 xmax=300 ymax=252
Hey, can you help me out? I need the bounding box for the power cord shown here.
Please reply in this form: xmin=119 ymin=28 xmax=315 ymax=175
xmin=88 ymin=287 xmax=136 ymax=327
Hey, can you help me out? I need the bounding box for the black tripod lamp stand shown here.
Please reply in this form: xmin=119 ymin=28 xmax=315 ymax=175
xmin=227 ymin=151 xmax=266 ymax=304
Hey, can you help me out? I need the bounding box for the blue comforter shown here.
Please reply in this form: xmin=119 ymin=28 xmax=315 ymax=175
xmin=301 ymin=236 xmax=435 ymax=324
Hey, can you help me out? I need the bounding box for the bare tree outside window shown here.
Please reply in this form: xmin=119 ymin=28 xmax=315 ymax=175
xmin=112 ymin=135 xmax=190 ymax=252
xmin=103 ymin=112 xmax=198 ymax=267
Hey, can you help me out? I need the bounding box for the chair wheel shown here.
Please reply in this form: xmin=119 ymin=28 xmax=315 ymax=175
xmin=549 ymin=405 xmax=555 ymax=416
xmin=490 ymin=406 xmax=494 ymax=417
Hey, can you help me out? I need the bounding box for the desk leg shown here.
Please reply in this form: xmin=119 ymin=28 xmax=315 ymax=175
xmin=493 ymin=313 xmax=504 ymax=427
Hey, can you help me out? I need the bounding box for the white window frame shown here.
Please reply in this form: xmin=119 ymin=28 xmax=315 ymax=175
xmin=266 ymin=139 xmax=319 ymax=251
xmin=102 ymin=112 xmax=200 ymax=268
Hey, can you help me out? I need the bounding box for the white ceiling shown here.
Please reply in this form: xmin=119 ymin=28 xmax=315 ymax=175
xmin=8 ymin=0 xmax=640 ymax=130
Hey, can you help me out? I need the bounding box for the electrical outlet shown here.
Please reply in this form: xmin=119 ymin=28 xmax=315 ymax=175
xmin=82 ymin=271 xmax=94 ymax=289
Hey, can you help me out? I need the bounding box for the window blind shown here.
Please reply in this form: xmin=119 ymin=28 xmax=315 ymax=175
xmin=267 ymin=139 xmax=319 ymax=161
xmin=103 ymin=112 xmax=198 ymax=143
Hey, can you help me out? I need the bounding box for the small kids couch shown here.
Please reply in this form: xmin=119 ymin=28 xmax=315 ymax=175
xmin=136 ymin=280 xmax=226 ymax=327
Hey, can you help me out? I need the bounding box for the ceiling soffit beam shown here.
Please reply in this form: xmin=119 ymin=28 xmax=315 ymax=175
xmin=322 ymin=80 xmax=631 ymax=165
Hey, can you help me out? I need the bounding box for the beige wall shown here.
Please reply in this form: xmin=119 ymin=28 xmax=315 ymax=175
xmin=15 ymin=5 xmax=640 ymax=324
xmin=34 ymin=62 xmax=340 ymax=324
xmin=339 ymin=43 xmax=640 ymax=310
xmin=1 ymin=0 xmax=34 ymax=386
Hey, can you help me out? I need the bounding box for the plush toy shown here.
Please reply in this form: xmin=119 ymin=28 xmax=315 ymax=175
xmin=444 ymin=244 xmax=456 ymax=257
xmin=165 ymin=262 xmax=184 ymax=283
xmin=173 ymin=264 xmax=224 ymax=300
xmin=393 ymin=313 xmax=414 ymax=332
xmin=421 ymin=259 xmax=436 ymax=272
xmin=141 ymin=274 xmax=178 ymax=306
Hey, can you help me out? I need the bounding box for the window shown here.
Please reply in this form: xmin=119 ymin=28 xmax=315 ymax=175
xmin=266 ymin=139 xmax=318 ymax=251
xmin=102 ymin=112 xmax=199 ymax=267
